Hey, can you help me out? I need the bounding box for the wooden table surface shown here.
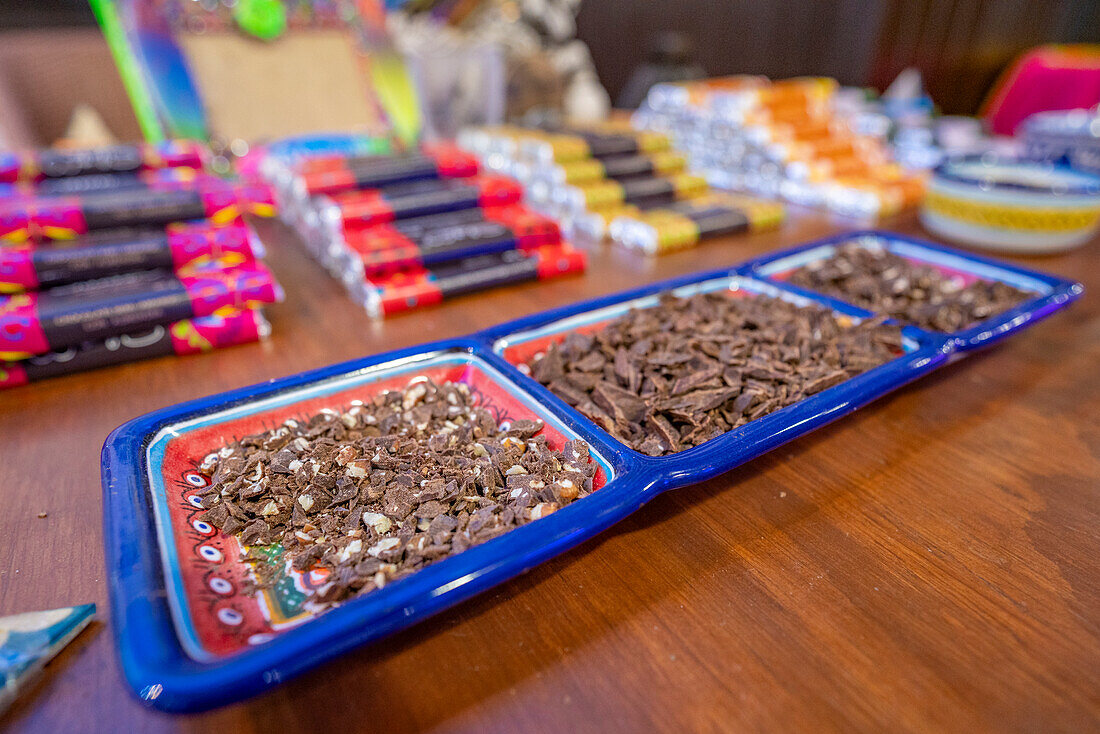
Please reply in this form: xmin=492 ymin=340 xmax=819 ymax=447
xmin=1 ymin=209 xmax=1097 ymax=733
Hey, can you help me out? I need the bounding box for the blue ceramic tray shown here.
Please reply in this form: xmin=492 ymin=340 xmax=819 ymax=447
xmin=102 ymin=231 xmax=1079 ymax=712
xmin=740 ymin=230 xmax=1084 ymax=350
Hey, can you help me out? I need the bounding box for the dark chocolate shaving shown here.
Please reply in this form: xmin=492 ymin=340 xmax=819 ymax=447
xmin=526 ymin=290 xmax=903 ymax=456
xmin=785 ymin=239 xmax=1033 ymax=332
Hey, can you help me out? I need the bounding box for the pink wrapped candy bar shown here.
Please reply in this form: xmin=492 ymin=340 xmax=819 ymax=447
xmin=0 ymin=307 xmax=269 ymax=390
xmin=0 ymin=183 xmax=276 ymax=242
xmin=0 ymin=260 xmax=282 ymax=360
xmin=0 ymin=221 xmax=261 ymax=293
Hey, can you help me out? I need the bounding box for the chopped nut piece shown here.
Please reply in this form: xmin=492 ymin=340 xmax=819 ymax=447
xmin=338 ymin=539 xmax=363 ymax=563
xmin=361 ymin=512 xmax=393 ymax=535
xmin=334 ymin=446 xmax=358 ymax=466
xmin=402 ymin=382 xmax=428 ymax=410
xmin=368 ymin=537 xmax=402 ymax=557
xmin=530 ymin=502 xmax=559 ymax=520
xmin=557 ymin=479 xmax=579 ymax=501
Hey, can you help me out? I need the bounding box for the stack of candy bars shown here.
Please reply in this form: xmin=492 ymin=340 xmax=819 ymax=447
xmin=263 ymin=143 xmax=587 ymax=317
xmin=632 ymin=76 xmax=926 ymax=219
xmin=458 ymin=123 xmax=785 ymax=255
xmin=0 ymin=141 xmax=282 ymax=390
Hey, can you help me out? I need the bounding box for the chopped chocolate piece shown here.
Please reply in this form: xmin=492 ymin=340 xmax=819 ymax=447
xmin=199 ymin=501 xmax=229 ymax=529
xmin=646 ymin=414 xmax=681 ymax=453
xmin=267 ymin=449 xmax=297 ymax=474
xmin=238 ymin=482 xmax=266 ymax=501
xmin=571 ymin=351 xmax=607 ymax=372
xmin=414 ymin=500 xmax=447 ymax=519
xmin=591 ymin=381 xmax=647 ymax=424
xmin=428 ymin=514 xmax=458 ymax=535
xmin=221 ymin=515 xmax=244 ymax=536
xmin=195 ymin=379 xmax=598 ymax=614
xmin=526 ymin=290 xmax=902 ymax=455
xmin=546 ymin=379 xmax=590 ymax=406
xmin=344 ymin=505 xmax=364 ymax=532
xmin=384 ymin=497 xmax=415 ymax=520
xmin=785 ymin=240 xmax=1032 ymax=332
xmin=504 ymin=419 xmax=544 ymax=438
xmin=330 ymin=477 xmax=359 ymax=505
xmin=239 ymin=519 xmax=269 ymax=546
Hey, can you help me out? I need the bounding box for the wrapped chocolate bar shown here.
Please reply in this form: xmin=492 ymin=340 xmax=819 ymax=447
xmin=456 ymin=124 xmax=531 ymax=158
xmin=613 ymin=206 xmax=749 ymax=254
xmin=290 ymin=144 xmax=479 ymax=201
xmin=350 ymin=244 xmax=586 ymax=317
xmin=310 ymin=176 xmax=523 ymax=251
xmin=610 ymin=192 xmax=786 ymax=253
xmin=0 ymin=140 xmax=207 ymax=183
xmin=521 ymin=150 xmax=687 ymax=188
xmin=0 ymin=153 xmax=20 ymax=186
xmin=569 ymin=202 xmax=647 ymax=241
xmin=0 ymin=202 xmax=30 ymax=244
xmin=257 ymin=139 xmax=392 ymax=220
xmin=30 ymin=168 xmax=223 ymax=197
xmin=555 ymin=173 xmax=708 ymax=217
xmin=0 ymin=221 xmax=260 ymax=293
xmin=0 ymin=182 xmax=276 ymax=242
xmin=0 ymin=307 xmax=269 ymax=389
xmin=0 ymin=260 xmax=282 ymax=359
xmin=519 ymin=129 xmax=671 ymax=164
xmin=632 ymin=75 xmax=926 ymax=219
xmin=337 ymin=205 xmax=560 ymax=280
xmin=312 ymin=206 xmax=500 ymax=268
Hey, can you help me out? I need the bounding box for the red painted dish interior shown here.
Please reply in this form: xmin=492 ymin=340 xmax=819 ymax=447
xmin=156 ymin=356 xmax=608 ymax=659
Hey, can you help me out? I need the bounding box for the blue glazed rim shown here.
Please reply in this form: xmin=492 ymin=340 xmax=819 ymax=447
xmin=931 ymin=154 xmax=1100 ymax=197
xmin=103 ymin=234 xmax=1078 ymax=712
xmin=741 ymin=229 xmax=1085 ymax=351
xmin=104 ymin=337 xmax=653 ymax=712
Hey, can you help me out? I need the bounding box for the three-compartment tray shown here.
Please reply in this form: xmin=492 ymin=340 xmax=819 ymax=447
xmin=102 ymin=230 xmax=1082 ymax=712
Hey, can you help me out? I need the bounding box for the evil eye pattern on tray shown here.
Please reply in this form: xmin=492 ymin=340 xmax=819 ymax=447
xmin=102 ymin=230 xmax=1080 ymax=711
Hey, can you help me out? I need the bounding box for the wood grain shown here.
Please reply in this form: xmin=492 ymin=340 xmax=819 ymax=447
xmin=0 ymin=210 xmax=1097 ymax=733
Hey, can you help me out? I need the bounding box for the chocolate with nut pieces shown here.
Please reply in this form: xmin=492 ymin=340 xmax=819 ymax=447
xmin=196 ymin=379 xmax=597 ymax=609
xmin=524 ymin=291 xmax=904 ymax=456
xmin=785 ymin=241 xmax=1033 ymax=332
